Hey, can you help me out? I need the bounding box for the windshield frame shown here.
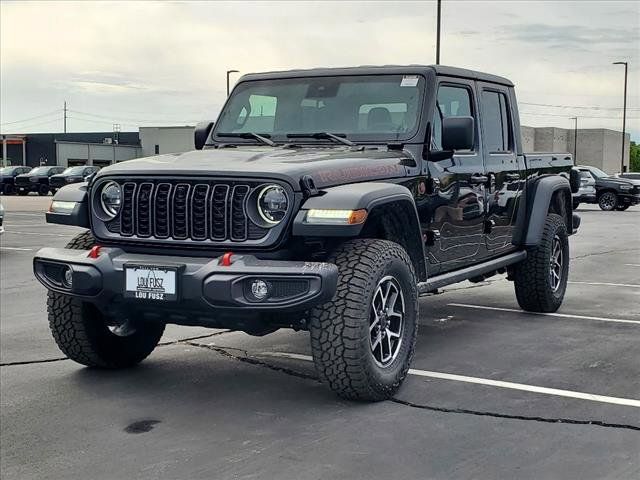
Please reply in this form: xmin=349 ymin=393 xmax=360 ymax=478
xmin=211 ymin=74 xmax=427 ymax=145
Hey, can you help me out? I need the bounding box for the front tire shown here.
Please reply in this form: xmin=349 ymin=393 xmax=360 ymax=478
xmin=38 ymin=184 xmax=50 ymax=196
xmin=598 ymin=191 xmax=618 ymax=211
xmin=309 ymin=239 xmax=418 ymax=401
xmin=615 ymin=204 xmax=629 ymax=211
xmin=47 ymin=230 xmax=165 ymax=368
xmin=513 ymin=214 xmax=569 ymax=313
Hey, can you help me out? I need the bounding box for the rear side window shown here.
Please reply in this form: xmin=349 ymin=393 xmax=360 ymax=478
xmin=432 ymin=85 xmax=473 ymax=150
xmin=481 ymin=90 xmax=511 ymax=153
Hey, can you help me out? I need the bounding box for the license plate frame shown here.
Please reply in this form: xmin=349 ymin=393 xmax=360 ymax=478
xmin=124 ymin=264 xmax=180 ymax=302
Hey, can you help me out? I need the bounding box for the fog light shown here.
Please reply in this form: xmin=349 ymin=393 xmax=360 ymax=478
xmin=63 ymin=266 xmax=73 ymax=288
xmin=251 ymin=279 xmax=270 ymax=301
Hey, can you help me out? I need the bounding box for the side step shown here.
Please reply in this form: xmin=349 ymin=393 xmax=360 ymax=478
xmin=417 ymin=250 xmax=527 ymax=294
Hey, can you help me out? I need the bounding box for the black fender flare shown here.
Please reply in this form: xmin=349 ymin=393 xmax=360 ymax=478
xmin=293 ymin=182 xmax=427 ymax=280
xmin=514 ymin=175 xmax=572 ymax=246
xmin=45 ymin=182 xmax=90 ymax=228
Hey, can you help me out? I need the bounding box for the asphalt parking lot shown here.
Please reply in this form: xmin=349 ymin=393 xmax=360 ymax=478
xmin=1 ymin=195 xmax=639 ymax=480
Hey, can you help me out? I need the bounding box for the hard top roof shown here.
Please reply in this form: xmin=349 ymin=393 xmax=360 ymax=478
xmin=239 ymin=65 xmax=514 ymax=87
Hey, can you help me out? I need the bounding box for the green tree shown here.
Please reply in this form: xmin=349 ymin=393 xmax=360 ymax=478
xmin=631 ymin=141 xmax=640 ymax=172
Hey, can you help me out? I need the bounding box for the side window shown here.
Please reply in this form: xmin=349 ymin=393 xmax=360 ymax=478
xmin=432 ymin=85 xmax=473 ymax=150
xmin=481 ymin=90 xmax=512 ymax=153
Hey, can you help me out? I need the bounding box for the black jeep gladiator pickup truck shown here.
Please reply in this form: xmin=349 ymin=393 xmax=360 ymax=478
xmin=34 ymin=66 xmax=580 ymax=401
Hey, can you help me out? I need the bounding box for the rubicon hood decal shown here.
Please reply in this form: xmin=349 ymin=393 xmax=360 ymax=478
xmin=94 ymin=146 xmax=411 ymax=190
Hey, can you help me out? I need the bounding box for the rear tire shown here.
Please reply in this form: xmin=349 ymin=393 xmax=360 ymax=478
xmin=47 ymin=230 xmax=165 ymax=368
xmin=598 ymin=191 xmax=618 ymax=211
xmin=309 ymin=239 xmax=418 ymax=401
xmin=513 ymin=214 xmax=569 ymax=313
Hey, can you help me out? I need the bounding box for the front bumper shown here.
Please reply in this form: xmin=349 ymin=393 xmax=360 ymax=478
xmin=619 ymin=192 xmax=640 ymax=206
xmin=33 ymin=247 xmax=338 ymax=314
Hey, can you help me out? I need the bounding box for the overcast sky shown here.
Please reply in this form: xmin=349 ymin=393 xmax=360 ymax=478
xmin=1 ymin=0 xmax=639 ymax=140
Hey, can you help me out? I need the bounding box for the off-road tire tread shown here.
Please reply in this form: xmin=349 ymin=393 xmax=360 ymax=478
xmin=47 ymin=230 xmax=164 ymax=368
xmin=513 ymin=214 xmax=568 ymax=313
xmin=309 ymin=239 xmax=418 ymax=401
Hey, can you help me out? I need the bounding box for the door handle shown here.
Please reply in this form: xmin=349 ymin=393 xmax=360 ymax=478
xmin=469 ymin=174 xmax=489 ymax=185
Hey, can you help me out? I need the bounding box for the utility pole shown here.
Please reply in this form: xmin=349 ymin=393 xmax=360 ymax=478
xmin=226 ymin=70 xmax=239 ymax=97
xmin=570 ymin=117 xmax=578 ymax=164
xmin=63 ymin=101 xmax=67 ymax=133
xmin=613 ymin=61 xmax=628 ymax=173
xmin=436 ymin=0 xmax=442 ymax=65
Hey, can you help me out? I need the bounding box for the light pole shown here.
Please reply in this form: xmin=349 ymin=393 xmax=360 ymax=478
xmin=570 ymin=117 xmax=577 ymax=164
xmin=226 ymin=70 xmax=239 ymax=97
xmin=436 ymin=0 xmax=442 ymax=65
xmin=613 ymin=61 xmax=628 ymax=173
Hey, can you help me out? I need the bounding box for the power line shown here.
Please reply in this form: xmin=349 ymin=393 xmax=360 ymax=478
xmin=69 ymin=109 xmax=196 ymax=125
xmin=1 ymin=117 xmax=61 ymax=131
xmin=520 ymin=102 xmax=639 ymax=111
xmin=1 ymin=109 xmax=61 ymax=126
xmin=520 ymin=111 xmax=640 ymax=120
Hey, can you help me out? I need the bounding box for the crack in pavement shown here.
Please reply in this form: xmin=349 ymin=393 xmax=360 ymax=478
xmin=184 ymin=341 xmax=640 ymax=433
xmin=0 ymin=330 xmax=231 ymax=367
xmin=571 ymin=247 xmax=640 ymax=261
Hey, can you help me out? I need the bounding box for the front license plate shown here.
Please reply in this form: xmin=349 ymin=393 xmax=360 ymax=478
xmin=124 ymin=265 xmax=178 ymax=301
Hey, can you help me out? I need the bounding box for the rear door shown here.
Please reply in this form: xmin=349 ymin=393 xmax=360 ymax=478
xmin=425 ymin=78 xmax=489 ymax=273
xmin=477 ymin=83 xmax=521 ymax=256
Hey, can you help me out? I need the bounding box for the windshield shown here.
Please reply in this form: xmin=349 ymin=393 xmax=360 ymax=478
xmin=62 ymin=166 xmax=86 ymax=175
xmin=587 ymin=167 xmax=609 ymax=178
xmin=29 ymin=167 xmax=50 ymax=175
xmin=214 ymin=74 xmax=425 ymax=143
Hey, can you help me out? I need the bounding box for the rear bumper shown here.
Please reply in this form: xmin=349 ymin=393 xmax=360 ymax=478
xmin=33 ymin=247 xmax=338 ymax=315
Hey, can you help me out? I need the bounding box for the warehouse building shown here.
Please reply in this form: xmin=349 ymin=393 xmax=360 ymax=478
xmin=521 ymin=126 xmax=631 ymax=174
xmin=2 ymin=126 xmax=632 ymax=174
xmin=139 ymin=126 xmax=195 ymax=157
xmin=0 ymin=132 xmax=141 ymax=168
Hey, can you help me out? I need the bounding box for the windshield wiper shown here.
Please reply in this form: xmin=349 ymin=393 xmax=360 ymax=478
xmin=286 ymin=132 xmax=356 ymax=146
xmin=217 ymin=132 xmax=276 ymax=147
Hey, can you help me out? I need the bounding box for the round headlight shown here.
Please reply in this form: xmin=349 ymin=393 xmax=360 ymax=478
xmin=257 ymin=185 xmax=288 ymax=225
xmin=100 ymin=181 xmax=122 ymax=218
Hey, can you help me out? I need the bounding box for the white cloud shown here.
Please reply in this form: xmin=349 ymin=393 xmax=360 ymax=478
xmin=1 ymin=0 xmax=638 ymax=138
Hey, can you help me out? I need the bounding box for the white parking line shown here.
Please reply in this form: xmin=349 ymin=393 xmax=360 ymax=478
xmin=260 ymin=352 xmax=640 ymax=408
xmin=568 ymin=281 xmax=640 ymax=288
xmin=4 ymin=213 xmax=44 ymax=217
xmin=624 ymin=264 xmax=640 ymax=267
xmin=0 ymin=246 xmax=34 ymax=251
xmin=448 ymin=303 xmax=640 ymax=325
xmin=3 ymin=230 xmax=72 ymax=237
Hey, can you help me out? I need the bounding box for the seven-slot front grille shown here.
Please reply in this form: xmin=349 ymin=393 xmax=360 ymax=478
xmin=102 ymin=180 xmax=272 ymax=243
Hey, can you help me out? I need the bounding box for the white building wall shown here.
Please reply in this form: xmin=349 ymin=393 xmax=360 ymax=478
xmin=56 ymin=142 xmax=142 ymax=168
xmin=139 ymin=126 xmax=195 ymax=157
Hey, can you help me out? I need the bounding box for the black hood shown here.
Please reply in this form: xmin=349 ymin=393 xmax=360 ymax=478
xmin=94 ymin=146 xmax=413 ymax=191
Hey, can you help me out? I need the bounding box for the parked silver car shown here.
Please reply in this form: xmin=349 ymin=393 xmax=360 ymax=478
xmin=572 ymin=168 xmax=596 ymax=209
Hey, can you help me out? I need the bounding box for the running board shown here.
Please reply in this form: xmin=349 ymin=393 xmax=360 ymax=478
xmin=418 ymin=251 xmax=527 ymax=294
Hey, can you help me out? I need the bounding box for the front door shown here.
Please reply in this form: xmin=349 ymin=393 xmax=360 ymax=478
xmin=424 ymin=79 xmax=488 ymax=274
xmin=477 ymin=83 xmax=522 ymax=256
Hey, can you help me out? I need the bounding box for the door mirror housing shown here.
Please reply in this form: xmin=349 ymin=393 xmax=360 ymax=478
xmin=194 ymin=121 xmax=215 ymax=150
xmin=442 ymin=116 xmax=474 ymax=151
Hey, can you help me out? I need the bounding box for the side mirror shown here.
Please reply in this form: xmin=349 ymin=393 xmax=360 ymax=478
xmin=194 ymin=121 xmax=214 ymax=150
xmin=442 ymin=116 xmax=474 ymax=151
